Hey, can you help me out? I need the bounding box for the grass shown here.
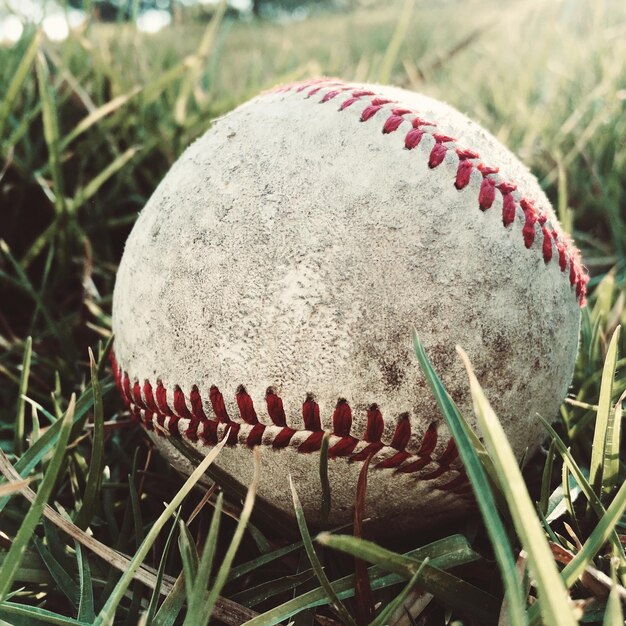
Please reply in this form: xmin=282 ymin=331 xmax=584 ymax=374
xmin=0 ymin=0 xmax=625 ymax=623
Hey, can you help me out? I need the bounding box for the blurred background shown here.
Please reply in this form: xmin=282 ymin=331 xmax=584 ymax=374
xmin=0 ymin=0 xmax=624 ymax=454
xmin=0 ymin=3 xmax=625 ymax=623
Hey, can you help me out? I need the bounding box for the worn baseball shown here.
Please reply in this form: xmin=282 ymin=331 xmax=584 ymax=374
xmin=112 ymin=79 xmax=586 ymax=534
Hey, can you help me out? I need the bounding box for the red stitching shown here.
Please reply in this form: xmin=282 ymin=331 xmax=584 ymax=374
xmin=274 ymin=79 xmax=587 ymax=306
xmin=111 ymin=355 xmax=468 ymax=491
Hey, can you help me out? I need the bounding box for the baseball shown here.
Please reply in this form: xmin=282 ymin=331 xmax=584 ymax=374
xmin=111 ymin=78 xmax=586 ymax=533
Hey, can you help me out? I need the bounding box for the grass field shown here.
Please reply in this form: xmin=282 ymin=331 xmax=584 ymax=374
xmin=0 ymin=0 xmax=626 ymax=624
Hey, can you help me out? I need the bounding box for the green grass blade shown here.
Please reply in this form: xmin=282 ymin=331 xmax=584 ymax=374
xmin=145 ymin=509 xmax=181 ymax=625
xmin=289 ymin=475 xmax=356 ymax=626
xmin=369 ymin=559 xmax=428 ymax=626
xmin=0 ymin=240 xmax=64 ymax=344
xmin=13 ymin=337 xmax=32 ymax=456
xmin=457 ymin=346 xmax=576 ymax=625
xmin=590 ymin=326 xmax=620 ymax=496
xmin=231 ymin=570 xmax=316 ymax=608
xmin=178 ymin=520 xmax=199 ymax=603
xmin=0 ymin=601 xmax=91 ymax=626
xmin=603 ymin=336 xmax=624 ymax=495
xmin=185 ymin=493 xmax=223 ymax=625
xmin=93 ymin=434 xmax=229 ymax=626
xmin=152 ymin=574 xmax=186 ymax=626
xmin=75 ymin=543 xmax=95 ymax=623
xmin=61 ymin=88 xmax=141 ymax=149
xmin=243 ymin=535 xmax=480 ymax=626
xmin=412 ymin=332 xmax=526 ymax=626
xmin=174 ymin=1 xmax=226 ymax=125
xmin=227 ymin=539 xmax=304 ymax=583
xmin=560 ymin=477 xmax=626 ymax=586
xmin=538 ymin=416 xmax=626 ymax=580
xmin=68 ymin=147 xmax=138 ymax=214
xmin=377 ymin=0 xmax=415 ymax=83
xmin=0 ymin=394 xmax=75 ymax=600
xmin=539 ymin=440 xmax=556 ymax=516
xmin=603 ymin=561 xmax=625 ymax=626
xmin=74 ymin=349 xmax=105 ymax=530
xmin=203 ymin=452 xmax=259 ymax=623
xmin=317 ymin=533 xmax=499 ymax=624
xmin=33 ymin=536 xmax=79 ymax=609
xmin=0 ymin=31 xmax=42 ymax=141
xmin=35 ymin=51 xmax=66 ymax=216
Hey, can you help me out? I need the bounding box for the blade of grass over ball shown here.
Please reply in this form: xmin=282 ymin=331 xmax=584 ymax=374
xmin=13 ymin=337 xmax=32 ymax=456
xmin=93 ymin=435 xmax=229 ymax=626
xmin=317 ymin=533 xmax=499 ymax=623
xmin=412 ymin=332 xmax=526 ymax=626
xmin=185 ymin=493 xmax=223 ymax=625
xmin=0 ymin=394 xmax=75 ymax=600
xmin=590 ymin=326 xmax=621 ymax=497
xmin=457 ymin=346 xmax=576 ymax=625
xmin=289 ymin=475 xmax=357 ymax=626
xmin=243 ymin=535 xmax=479 ymax=625
xmin=0 ymin=31 xmax=41 ymax=141
xmin=74 ymin=349 xmax=105 ymax=530
xmin=369 ymin=559 xmax=428 ymax=626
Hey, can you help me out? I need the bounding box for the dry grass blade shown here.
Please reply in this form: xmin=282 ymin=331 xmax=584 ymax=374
xmin=0 ymin=477 xmax=36 ymax=498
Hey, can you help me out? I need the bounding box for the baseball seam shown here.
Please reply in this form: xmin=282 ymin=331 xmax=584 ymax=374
xmin=111 ymin=353 xmax=472 ymax=496
xmin=272 ymin=78 xmax=588 ymax=306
